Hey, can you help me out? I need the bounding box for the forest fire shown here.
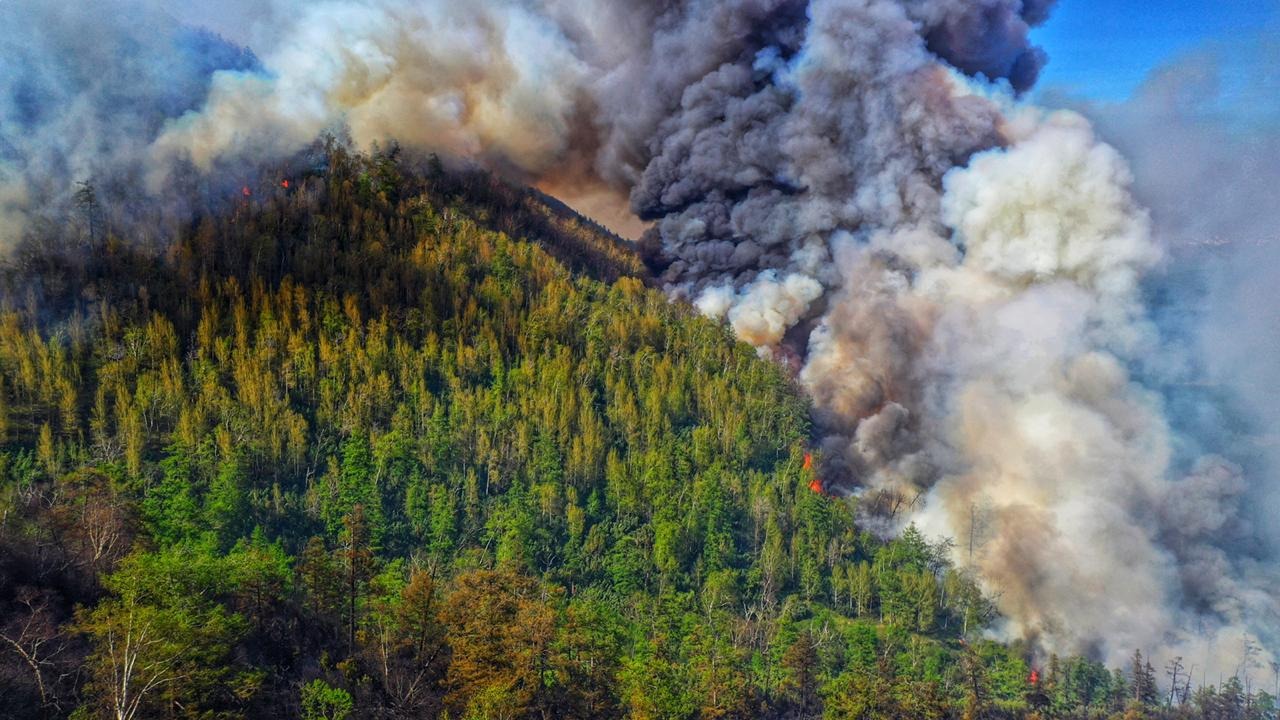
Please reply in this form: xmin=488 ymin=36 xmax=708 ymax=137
xmin=803 ymin=452 xmax=826 ymax=495
xmin=1 ymin=0 xmax=1276 ymax=716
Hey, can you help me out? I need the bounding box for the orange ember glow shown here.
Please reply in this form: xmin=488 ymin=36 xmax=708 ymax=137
xmin=1029 ymin=669 xmax=1039 ymax=685
xmin=803 ymin=452 xmax=813 ymax=472
xmin=809 ymin=478 xmax=824 ymax=495
xmin=281 ymin=179 xmax=290 ymax=188
xmin=242 ymin=186 xmax=251 ymax=197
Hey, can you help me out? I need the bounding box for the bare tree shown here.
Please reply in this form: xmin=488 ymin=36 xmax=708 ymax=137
xmin=966 ymin=501 xmax=993 ymax=562
xmin=1165 ymin=656 xmax=1184 ymax=706
xmin=0 ymin=588 xmax=72 ymax=715
xmin=48 ymin=470 xmax=135 ymax=579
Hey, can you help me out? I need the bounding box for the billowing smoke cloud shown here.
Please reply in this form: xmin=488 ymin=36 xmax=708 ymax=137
xmin=5 ymin=0 xmax=1276 ymax=678
xmin=0 ymin=0 xmax=622 ymax=244
xmin=0 ymin=0 xmax=1053 ymax=243
xmin=149 ymin=1 xmax=592 ymax=185
xmin=906 ymin=110 xmax=1273 ymax=668
xmin=620 ymin=0 xmax=1279 ymax=675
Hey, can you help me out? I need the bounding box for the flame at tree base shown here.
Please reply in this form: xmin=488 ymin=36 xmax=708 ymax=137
xmin=803 ymin=452 xmax=827 ymax=495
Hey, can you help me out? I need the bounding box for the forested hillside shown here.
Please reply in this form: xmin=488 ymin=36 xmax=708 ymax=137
xmin=0 ymin=143 xmax=1271 ymax=719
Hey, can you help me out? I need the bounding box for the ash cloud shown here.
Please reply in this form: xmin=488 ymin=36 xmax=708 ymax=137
xmin=5 ymin=0 xmax=1278 ymax=679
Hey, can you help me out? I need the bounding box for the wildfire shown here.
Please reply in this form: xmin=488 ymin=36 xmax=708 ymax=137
xmin=281 ymin=179 xmax=290 ymax=188
xmin=802 ymin=452 xmax=824 ymax=494
xmin=242 ymin=186 xmax=252 ymax=197
xmin=1028 ymin=669 xmax=1039 ymax=685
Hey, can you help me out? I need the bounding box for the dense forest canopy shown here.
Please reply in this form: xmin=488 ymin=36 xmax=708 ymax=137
xmin=0 ymin=143 xmax=1272 ymax=720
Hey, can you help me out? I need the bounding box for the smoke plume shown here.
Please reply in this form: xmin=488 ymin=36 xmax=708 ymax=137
xmin=0 ymin=0 xmax=258 ymax=244
xmin=618 ymin=1 xmax=1279 ymax=674
xmin=4 ymin=0 xmax=1277 ymax=675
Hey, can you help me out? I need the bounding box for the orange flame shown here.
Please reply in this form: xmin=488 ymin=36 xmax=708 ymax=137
xmin=281 ymin=179 xmax=290 ymax=188
xmin=1028 ymin=669 xmax=1039 ymax=685
xmin=242 ymin=186 xmax=252 ymax=197
xmin=803 ymin=453 xmax=826 ymax=495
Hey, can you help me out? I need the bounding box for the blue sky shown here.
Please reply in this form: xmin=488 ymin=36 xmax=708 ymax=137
xmin=1031 ymin=0 xmax=1279 ymax=101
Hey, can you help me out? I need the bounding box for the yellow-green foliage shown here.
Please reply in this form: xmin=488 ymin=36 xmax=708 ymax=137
xmin=0 ymin=146 xmax=1155 ymax=720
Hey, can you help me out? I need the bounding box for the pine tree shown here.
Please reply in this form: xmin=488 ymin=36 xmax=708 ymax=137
xmin=1131 ymin=650 xmax=1159 ymax=707
xmin=340 ymin=505 xmax=376 ymax=651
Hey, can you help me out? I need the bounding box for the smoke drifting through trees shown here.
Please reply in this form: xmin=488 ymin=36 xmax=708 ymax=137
xmin=2 ymin=0 xmax=1276 ymax=676
xmin=0 ymin=1 xmax=260 ymax=244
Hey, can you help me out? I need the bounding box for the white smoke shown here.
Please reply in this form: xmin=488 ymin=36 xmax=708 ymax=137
xmin=910 ymin=111 xmax=1249 ymax=664
xmin=697 ymin=271 xmax=825 ymax=350
xmin=797 ymin=110 xmax=1188 ymax=664
xmin=941 ymin=110 xmax=1159 ymax=307
xmin=149 ymin=0 xmax=592 ymax=187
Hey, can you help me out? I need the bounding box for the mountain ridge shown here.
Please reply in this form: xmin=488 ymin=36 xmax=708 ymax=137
xmin=0 ymin=143 xmax=1266 ymax=720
